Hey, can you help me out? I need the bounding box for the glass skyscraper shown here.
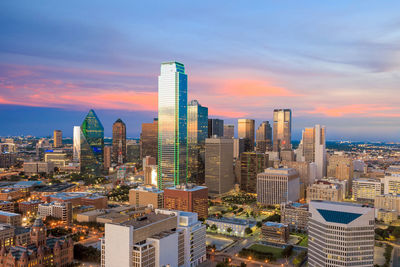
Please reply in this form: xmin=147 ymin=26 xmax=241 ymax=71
xmin=188 ymin=99 xmax=208 ymax=185
xmin=80 ymin=109 xmax=104 ymax=175
xmin=273 ymin=109 xmax=292 ymax=152
xmin=158 ymin=62 xmax=188 ymax=189
xmin=112 ymin=118 xmax=126 ymax=165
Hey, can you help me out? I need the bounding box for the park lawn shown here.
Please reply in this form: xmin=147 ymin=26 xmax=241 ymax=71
xmin=298 ymin=236 xmax=308 ymax=247
xmin=248 ymin=244 xmax=283 ymax=258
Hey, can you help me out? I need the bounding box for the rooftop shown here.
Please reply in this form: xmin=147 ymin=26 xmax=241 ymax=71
xmin=166 ymin=184 xmax=207 ymax=192
xmin=0 ymin=210 xmax=20 ymax=217
xmin=264 ymin=221 xmax=287 ymax=228
xmin=121 ymin=213 xmax=174 ymax=229
xmin=207 ymin=217 xmax=250 ymax=226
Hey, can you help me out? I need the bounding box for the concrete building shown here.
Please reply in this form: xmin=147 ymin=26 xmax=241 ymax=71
xmin=73 ymin=125 xmax=81 ymax=162
xmin=223 ymin=124 xmax=234 ymax=139
xmin=257 ymin=168 xmax=300 ymax=205
xmin=281 ymin=202 xmax=309 ymax=232
xmin=206 ymin=217 xmax=252 ymax=237
xmin=164 ymin=184 xmax=208 ymax=219
xmin=281 ymin=160 xmax=317 ymax=199
xmin=272 ymin=109 xmax=292 ymax=152
xmin=377 ymin=209 xmax=397 ymax=224
xmin=38 ymin=202 xmax=73 ymax=225
xmin=45 ymin=151 xmax=68 ymax=169
xmin=0 ymin=211 xmax=21 ymax=226
xmin=238 ymin=119 xmax=255 ymax=152
xmin=129 ymin=186 xmax=164 ymax=209
xmin=308 ymin=201 xmax=374 ymax=267
xmin=375 ymin=194 xmax=400 ymax=216
xmin=23 ymin=161 xmax=54 ymax=175
xmin=327 ymin=154 xmax=354 ymax=182
xmin=383 ymin=174 xmax=400 ymax=195
xmin=306 ymin=180 xmax=344 ymax=203
xmin=239 ymin=152 xmax=267 ymax=193
xmin=352 ymin=178 xmax=382 ymax=202
xmin=256 ymin=121 xmax=272 ymax=153
xmin=101 ymin=210 xmax=206 ymax=267
xmin=262 ymin=222 xmax=289 ymax=243
xmin=53 ymin=130 xmax=62 ymax=148
xmin=205 ymin=138 xmax=235 ymax=195
xmin=41 ymin=192 xmax=107 ymax=209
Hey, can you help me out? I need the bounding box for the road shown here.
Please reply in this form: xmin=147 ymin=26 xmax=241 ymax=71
xmin=393 ymin=247 xmax=399 ymax=267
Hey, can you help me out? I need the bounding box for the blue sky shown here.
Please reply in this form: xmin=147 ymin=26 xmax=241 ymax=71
xmin=1 ymin=1 xmax=400 ymax=141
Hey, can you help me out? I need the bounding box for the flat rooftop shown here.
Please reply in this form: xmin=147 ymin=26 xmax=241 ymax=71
xmin=121 ymin=213 xmax=174 ymax=229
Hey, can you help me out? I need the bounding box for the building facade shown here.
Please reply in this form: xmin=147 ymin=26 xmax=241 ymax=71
xmin=208 ymin=119 xmax=224 ymax=138
xmin=112 ymin=118 xmax=127 ymax=165
xmin=238 ymin=119 xmax=255 ymax=152
xmin=141 ymin=118 xmax=158 ymax=160
xmin=239 ymin=152 xmax=267 ymax=193
xmin=262 ymin=222 xmax=289 ymax=243
xmin=306 ymin=180 xmax=344 ymax=203
xmin=272 ymin=109 xmax=292 ymax=152
xmin=281 ymin=202 xmax=309 ymax=232
xmin=129 ymin=186 xmax=164 ymax=209
xmin=223 ymin=124 xmax=234 ymax=139
xmin=256 ymin=121 xmax=272 ymax=153
xmin=352 ymin=178 xmax=382 ymax=202
xmin=53 ymin=130 xmax=62 ymax=148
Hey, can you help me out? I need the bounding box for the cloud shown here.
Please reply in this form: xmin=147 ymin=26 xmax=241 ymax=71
xmin=306 ymin=104 xmax=396 ymax=117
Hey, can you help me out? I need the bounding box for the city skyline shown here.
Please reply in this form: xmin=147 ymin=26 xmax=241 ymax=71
xmin=1 ymin=1 xmax=400 ymax=141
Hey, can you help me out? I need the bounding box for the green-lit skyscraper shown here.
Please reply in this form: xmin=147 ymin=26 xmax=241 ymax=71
xmin=80 ymin=109 xmax=104 ymax=175
xmin=158 ymin=62 xmax=187 ymax=189
xmin=188 ymin=99 xmax=208 ymax=185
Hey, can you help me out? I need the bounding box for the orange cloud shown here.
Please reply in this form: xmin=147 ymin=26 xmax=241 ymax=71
xmin=218 ymin=79 xmax=296 ymax=97
xmin=308 ymin=105 xmax=395 ymax=117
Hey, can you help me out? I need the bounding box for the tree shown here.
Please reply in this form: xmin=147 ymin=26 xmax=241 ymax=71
xmin=240 ymin=263 xmax=247 ymax=267
xmin=211 ymin=224 xmax=218 ymax=231
xmin=392 ymin=227 xmax=400 ymax=238
xmin=282 ymin=245 xmax=293 ymax=258
xmin=245 ymin=227 xmax=252 ymax=235
xmin=256 ymin=221 xmax=263 ymax=228
xmin=227 ymin=227 xmax=233 ymax=234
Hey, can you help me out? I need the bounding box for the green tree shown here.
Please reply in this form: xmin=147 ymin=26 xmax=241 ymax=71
xmin=227 ymin=227 xmax=233 ymax=234
xmin=211 ymin=224 xmax=218 ymax=231
xmin=256 ymin=221 xmax=263 ymax=228
xmin=282 ymin=245 xmax=293 ymax=258
xmin=245 ymin=227 xmax=252 ymax=235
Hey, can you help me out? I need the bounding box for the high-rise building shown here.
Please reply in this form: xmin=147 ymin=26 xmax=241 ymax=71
xmin=308 ymin=201 xmax=374 ymax=267
xmin=327 ymin=154 xmax=354 ymax=181
xmin=256 ymin=121 xmax=272 ymax=153
xmin=233 ymin=138 xmax=245 ymax=159
xmin=103 ymin=146 xmax=111 ymax=170
xmin=208 ymin=119 xmax=224 ymax=138
xmin=126 ymin=140 xmax=141 ymax=164
xmin=80 ymin=109 xmax=104 ymax=174
xmin=101 ymin=210 xmax=206 ymax=267
xmin=205 ymin=138 xmax=235 ymax=195
xmin=296 ymin=125 xmax=326 ymax=179
xmin=73 ymin=126 xmax=81 ymax=162
xmin=164 ymin=184 xmax=208 ymax=219
xmin=129 ymin=186 xmax=164 ymax=209
xmin=112 ymin=118 xmax=126 ymax=165
xmin=352 ymin=178 xmax=382 ymax=202
xmin=272 ymin=109 xmax=292 ymax=152
xmin=257 ymin=168 xmax=300 ymax=205
xmin=187 ymin=100 xmax=208 ymax=185
xmin=239 ymin=152 xmax=267 ymax=193
xmin=238 ymin=119 xmax=255 ymax=152
xmin=158 ymin=62 xmax=187 ymax=189
xmin=53 ymin=130 xmax=62 ymax=148
xmin=141 ymin=118 xmax=158 ymax=160
xmin=223 ymin=124 xmax=234 ymax=139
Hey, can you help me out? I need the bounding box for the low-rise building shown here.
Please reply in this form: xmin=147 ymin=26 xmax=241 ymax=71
xmin=129 ymin=186 xmax=164 ymax=209
xmin=377 ymin=209 xmax=397 ymax=224
xmin=375 ymin=194 xmax=400 ymax=216
xmin=281 ymin=202 xmax=309 ymax=232
xmin=41 ymin=192 xmax=107 ymax=209
xmin=38 ymin=202 xmax=73 ymax=225
xmin=306 ymin=180 xmax=344 ymax=203
xmin=23 ymin=161 xmax=54 ymax=175
xmin=0 ymin=201 xmax=14 ymax=213
xmin=352 ymin=178 xmax=382 ymax=202
xmin=0 ymin=211 xmax=21 ymax=226
xmin=18 ymin=200 xmax=43 ymax=215
xmin=384 ymin=175 xmax=400 ymax=195
xmin=205 ymin=217 xmax=252 ymax=237
xmin=262 ymin=222 xmax=289 ymax=243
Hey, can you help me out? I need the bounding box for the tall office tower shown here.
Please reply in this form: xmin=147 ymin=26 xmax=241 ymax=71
xmin=158 ymin=62 xmax=188 ymax=189
xmin=205 ymin=138 xmax=235 ymax=195
xmin=103 ymin=146 xmax=111 ymax=170
xmin=163 ymin=184 xmax=208 ymax=219
xmin=141 ymin=118 xmax=158 ymax=160
xmin=239 ymin=152 xmax=267 ymax=193
xmin=80 ymin=109 xmax=104 ymax=174
xmin=73 ymin=126 xmax=81 ymax=162
xmin=256 ymin=121 xmax=272 ymax=153
xmin=112 ymin=118 xmax=126 ymax=165
xmin=238 ymin=119 xmax=255 ymax=152
xmin=208 ymin=119 xmax=224 ymax=137
xmin=297 ymin=124 xmax=326 ymax=179
xmin=187 ymin=100 xmax=208 ymax=185
xmin=273 ymin=109 xmax=292 ymax=152
xmin=126 ymin=140 xmax=141 ymax=164
xmin=327 ymin=154 xmax=354 ymax=181
xmin=102 ymin=210 xmax=206 ymax=267
xmin=53 ymin=130 xmax=62 ymax=148
xmin=223 ymin=124 xmax=235 ymax=139
xmin=257 ymin=168 xmax=300 ymax=205
xmin=308 ymin=201 xmax=375 ymax=267
xmin=233 ymin=138 xmax=245 ymax=159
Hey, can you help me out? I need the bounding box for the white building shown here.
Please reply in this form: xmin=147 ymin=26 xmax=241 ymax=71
xmin=205 ymin=217 xmax=251 ymax=237
xmin=308 ymin=201 xmax=375 ymax=267
xmin=384 ymin=174 xmax=400 ymax=195
xmin=352 ymin=178 xmax=382 ymax=202
xmin=73 ymin=126 xmax=81 ymax=162
xmin=257 ymin=168 xmax=300 ymax=205
xmin=101 ymin=209 xmax=205 ymax=267
xmin=38 ymin=202 xmax=72 ymax=225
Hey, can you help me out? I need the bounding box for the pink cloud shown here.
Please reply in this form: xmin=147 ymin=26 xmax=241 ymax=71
xmin=307 ymin=105 xmax=396 ymax=117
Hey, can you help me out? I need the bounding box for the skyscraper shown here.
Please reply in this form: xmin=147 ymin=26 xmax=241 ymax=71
xmin=273 ymin=109 xmax=292 ymax=152
xmin=53 ymin=130 xmax=62 ymax=148
xmin=205 ymin=138 xmax=235 ymax=195
xmin=187 ymin=100 xmax=208 ymax=184
xmin=208 ymin=119 xmax=224 ymax=138
xmin=308 ymin=201 xmax=374 ymax=267
xmin=256 ymin=121 xmax=272 ymax=153
xmin=239 ymin=152 xmax=267 ymax=193
xmin=223 ymin=124 xmax=234 ymax=139
xmin=296 ymin=125 xmax=326 ymax=179
xmin=80 ymin=109 xmax=104 ymax=174
xmin=73 ymin=126 xmax=80 ymax=162
xmin=112 ymin=118 xmax=126 ymax=165
xmin=104 ymin=146 xmax=111 ymax=170
xmin=238 ymin=119 xmax=255 ymax=152
xmin=158 ymin=62 xmax=187 ymax=189
xmin=140 ymin=118 xmax=158 ymax=160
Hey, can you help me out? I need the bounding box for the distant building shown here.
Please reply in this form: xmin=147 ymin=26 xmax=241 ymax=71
xmin=306 ymin=180 xmax=344 ymax=203
xmin=206 ymin=217 xmax=252 ymax=237
xmin=256 ymin=121 xmax=272 ymax=153
xmin=73 ymin=126 xmax=81 ymax=162
xmin=38 ymin=202 xmax=73 ymax=225
xmin=126 ymin=140 xmax=141 ymax=164
xmin=0 ymin=201 xmax=14 ymax=213
xmin=41 ymin=192 xmax=107 ymax=209
xmin=223 ymin=124 xmax=234 ymax=139
xmin=281 ymin=202 xmax=309 ymax=232
xmin=273 ymin=109 xmax=292 ymax=152
xmin=239 ymin=152 xmax=267 ymax=193
xmin=23 ymin=162 xmax=54 ymax=175
xmin=112 ymin=119 xmax=127 ymax=165
xmin=257 ymin=168 xmax=300 ymax=205
xmin=53 ymin=130 xmax=62 ymax=148
xmin=205 ymin=138 xmax=235 ymax=195
xmin=375 ymin=194 xmax=400 ymax=216
xmin=164 ymin=184 xmax=208 ymax=219
xmin=103 ymin=145 xmax=111 ymax=170
xmin=262 ymin=222 xmax=289 ymax=243
xmin=327 ymin=154 xmax=354 ymax=182
xmin=0 ymin=211 xmax=21 ymax=226
xmin=352 ymin=178 xmax=382 ymax=202
xmin=308 ymin=201 xmax=374 ymax=267
xmin=233 ymin=138 xmax=245 ymax=159
xmin=44 ymin=151 xmax=68 ymax=169
xmin=208 ymin=119 xmax=224 ymax=138
xmin=141 ymin=118 xmax=158 ymax=160
xmin=0 ymin=153 xmax=16 ymax=169
xmin=377 ymin=209 xmax=397 ymax=224
xmin=18 ymin=200 xmax=42 ymax=216
xmin=238 ymin=119 xmax=255 ymax=152
xmin=383 ymin=175 xmax=400 ymax=195
xmin=129 ymin=186 xmax=164 ymax=209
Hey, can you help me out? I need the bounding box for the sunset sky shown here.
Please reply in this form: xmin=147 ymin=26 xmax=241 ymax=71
xmin=1 ymin=1 xmax=400 ymax=141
